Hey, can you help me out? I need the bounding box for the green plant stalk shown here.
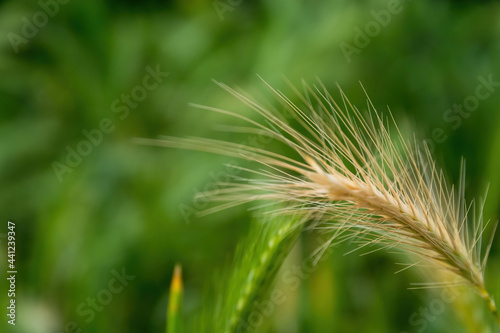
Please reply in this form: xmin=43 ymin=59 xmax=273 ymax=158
xmin=167 ymin=264 xmax=183 ymax=333
xmin=201 ymin=212 xmax=305 ymax=333
xmin=479 ymin=287 xmax=500 ymax=326
xmin=227 ymin=221 xmax=302 ymax=332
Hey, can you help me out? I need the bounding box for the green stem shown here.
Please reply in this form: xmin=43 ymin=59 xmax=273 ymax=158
xmin=479 ymin=287 xmax=500 ymax=327
xmin=167 ymin=264 xmax=183 ymax=333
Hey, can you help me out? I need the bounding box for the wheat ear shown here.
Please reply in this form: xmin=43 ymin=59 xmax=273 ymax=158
xmin=203 ymin=213 xmax=304 ymax=333
xmin=139 ymin=78 xmax=499 ymax=325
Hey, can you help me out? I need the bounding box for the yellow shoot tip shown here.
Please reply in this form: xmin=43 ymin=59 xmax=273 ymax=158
xmin=171 ymin=264 xmax=183 ymax=292
xmin=167 ymin=264 xmax=183 ymax=333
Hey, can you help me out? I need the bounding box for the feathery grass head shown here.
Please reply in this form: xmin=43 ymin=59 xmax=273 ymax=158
xmin=140 ymin=78 xmax=499 ymax=325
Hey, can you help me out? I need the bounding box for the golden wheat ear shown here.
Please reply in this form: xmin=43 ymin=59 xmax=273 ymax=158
xmin=137 ymin=78 xmax=499 ymax=325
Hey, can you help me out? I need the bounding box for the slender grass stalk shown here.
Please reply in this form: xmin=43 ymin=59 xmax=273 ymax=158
xmin=167 ymin=264 xmax=183 ymax=333
xmin=141 ymin=78 xmax=499 ymax=327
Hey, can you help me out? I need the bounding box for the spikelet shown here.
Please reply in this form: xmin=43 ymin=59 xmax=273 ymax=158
xmin=139 ymin=78 xmax=499 ymax=324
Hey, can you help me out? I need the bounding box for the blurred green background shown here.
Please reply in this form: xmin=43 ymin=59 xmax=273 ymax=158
xmin=1 ymin=0 xmax=500 ymax=332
